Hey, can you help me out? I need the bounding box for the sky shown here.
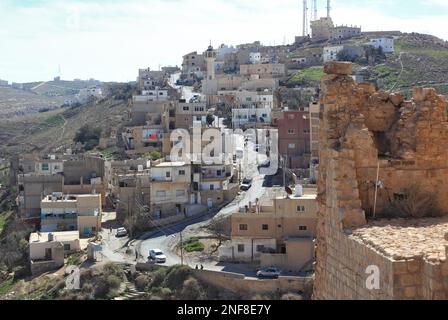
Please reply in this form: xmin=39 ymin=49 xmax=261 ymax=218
xmin=0 ymin=0 xmax=447 ymax=83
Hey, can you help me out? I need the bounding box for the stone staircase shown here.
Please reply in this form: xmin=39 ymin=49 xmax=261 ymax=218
xmin=114 ymin=280 xmax=145 ymax=300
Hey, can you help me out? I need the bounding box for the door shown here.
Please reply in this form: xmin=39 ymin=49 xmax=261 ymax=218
xmin=207 ymin=198 xmax=213 ymax=209
xmin=45 ymin=248 xmax=52 ymax=260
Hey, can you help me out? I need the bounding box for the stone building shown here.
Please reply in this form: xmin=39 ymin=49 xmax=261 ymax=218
xmin=314 ymin=61 xmax=448 ymax=300
xmin=219 ymin=186 xmax=318 ymax=272
xmin=272 ymin=110 xmax=311 ymax=172
xmin=239 ymin=64 xmax=286 ymax=79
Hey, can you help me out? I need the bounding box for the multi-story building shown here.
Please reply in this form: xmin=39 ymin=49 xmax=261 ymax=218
xmin=175 ymin=101 xmax=208 ymax=129
xmin=323 ymin=45 xmax=364 ymax=63
xmin=138 ymin=68 xmax=167 ymax=90
xmin=219 ymin=186 xmax=318 ymax=272
xmin=182 ymin=51 xmax=205 ymax=79
xmin=17 ymin=154 xmax=106 ymax=221
xmin=272 ymin=109 xmax=311 ymax=172
xmin=239 ymin=63 xmax=286 ymax=79
xmin=323 ymin=45 xmax=344 ymax=63
xmin=368 ymin=37 xmax=395 ymax=53
xmin=329 ymin=25 xmax=361 ymax=41
xmin=122 ymin=125 xmax=171 ymax=157
xmin=40 ymin=193 xmax=102 ymax=238
xmin=129 ymin=100 xmax=173 ymax=127
xmin=311 ymin=17 xmax=334 ymax=41
xmin=149 ymin=161 xmax=192 ymax=219
xmin=106 ymin=159 xmax=152 ymax=221
xmin=249 ymin=52 xmax=261 ymax=64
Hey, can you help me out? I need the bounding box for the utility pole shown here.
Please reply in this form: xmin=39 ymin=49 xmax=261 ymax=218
xmin=180 ymin=231 xmax=184 ymax=265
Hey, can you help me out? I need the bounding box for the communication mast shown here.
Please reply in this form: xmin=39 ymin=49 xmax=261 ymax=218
xmin=327 ymin=0 xmax=331 ymax=18
xmin=311 ymin=0 xmax=317 ymax=21
xmin=302 ymin=0 xmax=308 ymax=36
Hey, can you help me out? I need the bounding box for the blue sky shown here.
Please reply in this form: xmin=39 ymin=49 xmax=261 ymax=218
xmin=0 ymin=0 xmax=447 ymax=83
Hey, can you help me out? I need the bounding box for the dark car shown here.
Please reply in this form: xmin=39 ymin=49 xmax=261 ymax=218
xmin=240 ymin=178 xmax=252 ymax=191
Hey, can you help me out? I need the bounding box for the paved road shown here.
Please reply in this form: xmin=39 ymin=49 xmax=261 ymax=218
xmin=100 ymin=137 xmax=268 ymax=276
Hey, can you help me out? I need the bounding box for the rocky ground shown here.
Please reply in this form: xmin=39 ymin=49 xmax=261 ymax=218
xmin=350 ymin=217 xmax=448 ymax=262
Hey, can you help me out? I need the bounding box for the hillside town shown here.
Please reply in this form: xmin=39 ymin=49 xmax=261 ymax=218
xmin=1 ymin=0 xmax=448 ymax=302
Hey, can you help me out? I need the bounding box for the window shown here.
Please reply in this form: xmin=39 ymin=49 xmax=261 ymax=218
xmin=297 ymin=206 xmax=305 ymax=212
xmin=256 ymin=245 xmax=265 ymax=252
xmin=210 ymin=184 xmax=214 ymax=191
xmin=288 ymin=129 xmax=295 ymax=135
xmin=182 ymin=106 xmax=189 ymax=111
xmin=64 ymin=244 xmax=71 ymax=251
xmin=299 ymin=226 xmax=307 ymax=231
xmin=288 ymin=143 xmax=296 ymax=149
xmin=239 ymin=224 xmax=248 ymax=231
xmin=217 ymin=170 xmax=222 ymax=176
xmin=41 ymin=163 xmax=49 ymax=171
xmin=237 ymin=244 xmax=245 ymax=252
xmin=262 ymin=224 xmax=269 ymax=230
xmin=156 ymin=190 xmax=166 ymax=198
xmin=166 ymin=171 xmax=171 ymax=178
xmin=178 ymin=170 xmax=185 ymax=176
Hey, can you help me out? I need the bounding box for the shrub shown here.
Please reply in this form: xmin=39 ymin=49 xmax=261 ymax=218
xmin=181 ymin=237 xmax=205 ymax=253
xmin=380 ymin=184 xmax=444 ymax=219
xmin=164 ymin=265 xmax=191 ymax=291
xmin=180 ymin=277 xmax=204 ymax=300
xmin=106 ymin=275 xmax=122 ymax=290
xmin=150 ymin=268 xmax=166 ymax=288
xmin=74 ymin=124 xmax=102 ymax=150
xmin=135 ymin=274 xmax=150 ymax=292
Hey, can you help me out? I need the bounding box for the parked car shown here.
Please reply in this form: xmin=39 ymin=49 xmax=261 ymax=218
xmin=149 ymin=249 xmax=167 ymax=263
xmin=240 ymin=178 xmax=252 ymax=191
xmin=115 ymin=227 xmax=128 ymax=237
xmin=258 ymin=160 xmax=270 ymax=169
xmin=256 ymin=267 xmax=281 ymax=279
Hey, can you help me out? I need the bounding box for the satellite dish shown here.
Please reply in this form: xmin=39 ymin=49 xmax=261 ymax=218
xmin=285 ymin=186 xmax=293 ymax=195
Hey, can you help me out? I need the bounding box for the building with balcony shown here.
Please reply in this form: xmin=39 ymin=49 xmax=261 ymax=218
xmin=40 ymin=193 xmax=102 ymax=238
xmin=149 ymin=162 xmax=192 ymax=219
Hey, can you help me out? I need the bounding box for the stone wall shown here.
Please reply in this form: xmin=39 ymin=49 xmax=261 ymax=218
xmin=192 ymin=269 xmax=309 ymax=297
xmin=314 ymin=61 xmax=448 ymax=300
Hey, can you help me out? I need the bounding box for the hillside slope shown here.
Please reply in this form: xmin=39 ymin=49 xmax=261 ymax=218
xmin=0 ymin=87 xmax=66 ymax=118
xmin=0 ymin=84 xmax=133 ymax=157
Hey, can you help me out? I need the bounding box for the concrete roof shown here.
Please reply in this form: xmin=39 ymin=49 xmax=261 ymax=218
xmin=30 ymin=231 xmax=79 ymax=243
xmin=155 ymin=161 xmax=187 ymax=167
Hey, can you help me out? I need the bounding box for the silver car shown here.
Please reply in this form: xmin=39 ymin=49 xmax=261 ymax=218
xmin=115 ymin=227 xmax=128 ymax=237
xmin=149 ymin=249 xmax=167 ymax=263
xmin=256 ymin=267 xmax=281 ymax=279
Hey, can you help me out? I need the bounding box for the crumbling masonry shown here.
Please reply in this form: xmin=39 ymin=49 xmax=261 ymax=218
xmin=314 ymin=61 xmax=448 ymax=299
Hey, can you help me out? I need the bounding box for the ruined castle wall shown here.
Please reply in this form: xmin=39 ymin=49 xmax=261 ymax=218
xmin=314 ymin=61 xmax=448 ymax=300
